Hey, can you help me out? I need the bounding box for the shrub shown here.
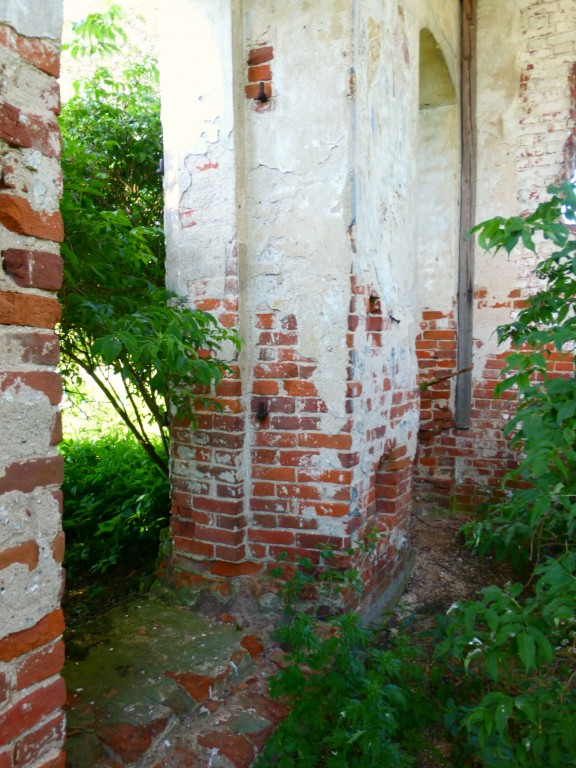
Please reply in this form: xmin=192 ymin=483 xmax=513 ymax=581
xmin=60 ymin=430 xmax=170 ymax=578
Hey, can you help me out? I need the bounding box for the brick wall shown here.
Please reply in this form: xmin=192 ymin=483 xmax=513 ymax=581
xmin=0 ymin=16 xmax=66 ymax=768
xmin=168 ymin=273 xmax=418 ymax=610
xmin=415 ymin=0 xmax=576 ymax=509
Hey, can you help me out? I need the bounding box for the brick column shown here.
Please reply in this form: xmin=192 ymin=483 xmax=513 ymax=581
xmin=0 ymin=5 xmax=66 ymax=766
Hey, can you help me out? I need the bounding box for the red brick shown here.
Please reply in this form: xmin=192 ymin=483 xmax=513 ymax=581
xmin=0 ymin=371 xmax=62 ymax=405
xmin=0 ymin=677 xmax=66 ymax=744
xmin=51 ymin=532 xmax=65 ymax=564
xmin=0 ymin=195 xmax=63 ymax=241
xmin=192 ymin=496 xmax=243 ymax=516
xmin=0 ymin=671 xmax=7 ymax=708
xmin=173 ymin=537 xmax=214 ymax=558
xmin=209 ymin=561 xmax=262 ymax=577
xmin=2 ymin=250 xmax=63 ymax=291
xmin=35 ymin=752 xmax=65 ymax=768
xmin=271 ymin=415 xmax=320 ymax=431
xmin=215 ymin=378 xmax=242 ymax=397
xmin=0 ymin=610 xmax=64 ymax=663
xmin=0 ymin=455 xmax=64 ymax=494
xmin=253 ymin=380 xmax=279 ymax=395
xmin=296 ymin=532 xmax=347 ymax=550
xmin=255 ymin=312 xmax=276 ymax=329
xmin=298 ymin=468 xmax=352 ymax=484
xmin=16 ymin=639 xmax=65 ymax=691
xmin=252 ymin=466 xmax=295 ymax=482
xmin=279 ymin=450 xmax=319 ymax=467
xmin=253 ymin=362 xmax=298 ymax=379
xmin=198 ymin=731 xmax=254 ymax=768
xmin=276 ymin=483 xmax=321 ymax=500
xmin=240 ymin=635 xmax=264 ymax=658
xmin=298 ymin=433 xmax=352 ymax=450
xmin=245 ymin=82 xmax=272 ymax=100
xmin=8 ymin=332 xmax=59 ymax=366
xmin=0 ymin=540 xmax=39 ymax=573
xmin=250 ymin=498 xmax=290 ymax=513
xmin=98 ymin=722 xmax=152 ymax=764
xmin=0 ymin=750 xmax=11 ymax=768
xmin=254 ymin=431 xmax=297 ymax=448
xmin=214 ymin=544 xmax=246 ymax=562
xmin=252 ymin=481 xmax=276 ymax=497
xmin=248 ymin=530 xmax=294 ymax=545
xmin=13 ymin=711 xmax=65 ymax=767
xmin=283 ymin=380 xmax=317 ymax=397
xmin=300 ymin=502 xmax=349 ymax=518
xmin=0 ymin=26 xmax=60 ymax=77
xmin=248 ymin=46 xmax=274 ymax=66
xmin=0 ymin=105 xmax=60 ymax=158
xmin=165 ymin=671 xmax=216 ymax=702
xmin=248 ymin=63 xmax=272 ymax=83
xmin=0 ymin=292 xmax=61 ymax=328
xmin=338 ymin=452 xmax=360 ymax=468
xmin=195 ymin=526 xmax=244 ymax=546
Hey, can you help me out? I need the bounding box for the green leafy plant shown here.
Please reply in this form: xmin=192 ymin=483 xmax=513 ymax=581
xmin=59 ymin=7 xmax=242 ymax=475
xmin=430 ymin=182 xmax=576 ymax=766
xmin=259 ymin=183 xmax=576 ymax=767
xmin=463 ymin=181 xmax=576 ymax=568
xmin=60 ymin=430 xmax=170 ymax=578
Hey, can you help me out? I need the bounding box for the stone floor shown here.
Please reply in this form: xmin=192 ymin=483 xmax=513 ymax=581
xmin=63 ymin=597 xmax=287 ymax=768
xmin=63 ymin=508 xmax=500 ymax=768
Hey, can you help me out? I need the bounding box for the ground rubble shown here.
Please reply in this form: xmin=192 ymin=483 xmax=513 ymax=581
xmin=64 ymin=507 xmax=506 ymax=768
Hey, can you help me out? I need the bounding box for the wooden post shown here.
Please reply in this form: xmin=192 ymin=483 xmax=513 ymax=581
xmin=455 ymin=0 xmax=477 ymax=428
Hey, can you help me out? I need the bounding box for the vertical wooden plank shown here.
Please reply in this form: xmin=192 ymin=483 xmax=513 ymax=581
xmin=455 ymin=0 xmax=477 ymax=428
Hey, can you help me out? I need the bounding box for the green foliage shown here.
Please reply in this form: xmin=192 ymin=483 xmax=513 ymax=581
xmin=60 ymin=431 xmax=169 ymax=578
xmin=64 ymin=4 xmax=128 ymax=59
xmin=433 ymin=554 xmax=576 ymax=767
xmin=436 ymin=182 xmax=576 ymax=766
xmin=59 ymin=8 xmax=241 ymax=475
xmin=464 ymin=181 xmax=576 ymax=568
xmin=257 ymin=611 xmax=427 ymax=768
xmin=260 ymin=183 xmax=576 ymax=767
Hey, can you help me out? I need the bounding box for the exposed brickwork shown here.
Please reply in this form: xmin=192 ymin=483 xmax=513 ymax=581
xmin=245 ymin=45 xmax=273 ymax=104
xmin=415 ymin=9 xmax=576 ymax=509
xmin=169 ymin=268 xmax=418 ymax=611
xmin=0 ymin=18 xmax=66 ymax=768
xmin=168 ymin=245 xmax=249 ymax=584
xmin=345 ymin=277 xmax=419 ymax=607
xmin=517 ymin=0 xmax=576 ymax=210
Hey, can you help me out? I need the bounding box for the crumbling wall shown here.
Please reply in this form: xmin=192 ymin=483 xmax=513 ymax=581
xmin=415 ymin=0 xmax=576 ymax=508
xmin=0 ymin=3 xmax=66 ymax=766
xmin=161 ymin=0 xmax=438 ymax=611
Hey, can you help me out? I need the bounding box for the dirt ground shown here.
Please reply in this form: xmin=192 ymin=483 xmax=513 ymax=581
xmin=63 ymin=505 xmax=510 ymax=767
xmin=399 ymin=505 xmax=510 ymax=616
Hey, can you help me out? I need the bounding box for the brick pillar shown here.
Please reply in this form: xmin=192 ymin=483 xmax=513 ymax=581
xmin=0 ymin=5 xmax=66 ymax=767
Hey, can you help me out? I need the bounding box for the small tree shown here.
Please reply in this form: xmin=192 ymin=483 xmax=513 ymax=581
xmin=60 ymin=6 xmax=241 ymax=475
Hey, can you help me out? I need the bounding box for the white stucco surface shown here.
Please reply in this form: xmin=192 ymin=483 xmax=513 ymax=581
xmin=0 ymin=0 xmax=63 ymax=39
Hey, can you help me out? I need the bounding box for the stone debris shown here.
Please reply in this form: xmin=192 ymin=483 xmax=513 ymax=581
xmin=64 ymin=598 xmax=284 ymax=767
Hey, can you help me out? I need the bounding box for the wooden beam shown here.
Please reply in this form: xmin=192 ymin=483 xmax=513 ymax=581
xmin=455 ymin=0 xmax=477 ymax=428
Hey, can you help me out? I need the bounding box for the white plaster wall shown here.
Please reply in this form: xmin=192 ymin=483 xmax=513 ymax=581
xmin=0 ymin=490 xmax=63 ymax=638
xmin=160 ymin=0 xmax=238 ymax=301
xmin=473 ymin=0 xmax=575 ymax=369
xmin=243 ymin=0 xmax=354 ymax=433
xmin=0 ymin=0 xmax=62 ymax=39
xmin=416 ymin=105 xmax=459 ymax=312
xmin=473 ymin=0 xmax=527 ymax=364
xmin=415 ymin=0 xmax=460 ymax=314
xmin=354 ymin=0 xmax=417 ymax=315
